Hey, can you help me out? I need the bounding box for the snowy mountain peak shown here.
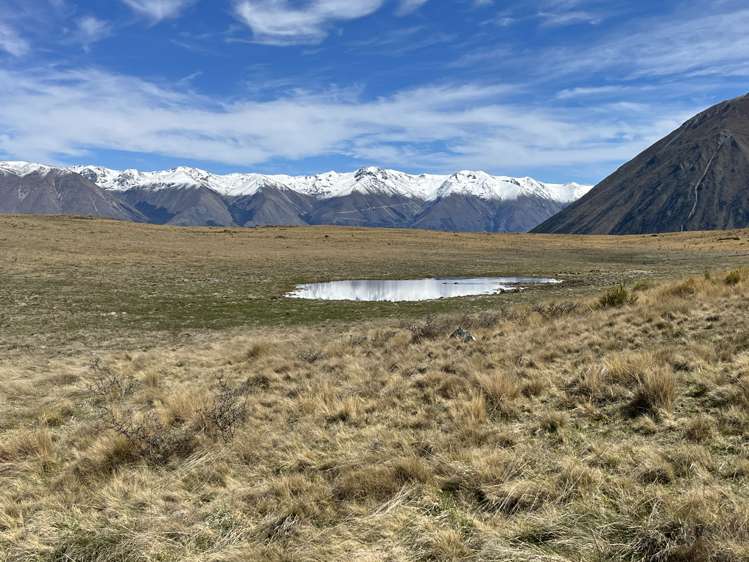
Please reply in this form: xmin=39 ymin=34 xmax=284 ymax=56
xmin=435 ymin=171 xmax=551 ymax=201
xmin=0 ymin=161 xmax=56 ymax=177
xmin=354 ymin=166 xmax=385 ymax=177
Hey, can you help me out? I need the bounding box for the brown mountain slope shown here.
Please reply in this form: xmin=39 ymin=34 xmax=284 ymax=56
xmin=0 ymin=169 xmax=143 ymax=221
xmin=228 ymin=187 xmax=314 ymax=227
xmin=413 ymin=194 xmax=566 ymax=233
xmin=534 ymin=93 xmax=749 ymax=234
xmin=118 ymin=186 xmax=234 ymax=227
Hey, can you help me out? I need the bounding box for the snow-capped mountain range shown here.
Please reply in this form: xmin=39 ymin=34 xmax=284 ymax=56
xmin=63 ymin=164 xmax=591 ymax=203
xmin=0 ymin=161 xmax=592 ymax=232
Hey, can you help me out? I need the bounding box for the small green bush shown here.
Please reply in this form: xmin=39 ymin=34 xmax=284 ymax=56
xmin=725 ymin=270 xmax=742 ymax=286
xmin=598 ymin=285 xmax=638 ymax=309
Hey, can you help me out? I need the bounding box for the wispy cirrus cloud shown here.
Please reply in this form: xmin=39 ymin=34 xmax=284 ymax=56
xmin=72 ymin=16 xmax=112 ymax=47
xmin=233 ymin=0 xmax=429 ymax=45
xmin=538 ymin=6 xmax=749 ymax=80
xmin=538 ymin=9 xmax=602 ymax=27
xmin=624 ymin=8 xmax=749 ymax=79
xmin=537 ymin=0 xmax=609 ymax=26
xmin=453 ymin=1 xmax=749 ymax=89
xmin=478 ymin=0 xmax=613 ymax=29
xmin=121 ymin=0 xmax=195 ymax=22
xmin=0 ymin=1 xmax=111 ymax=54
xmin=396 ymin=0 xmax=429 ymax=15
xmin=0 ymin=23 xmax=30 ymax=56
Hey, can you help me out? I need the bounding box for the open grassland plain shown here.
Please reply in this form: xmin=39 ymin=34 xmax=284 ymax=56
xmin=0 ymin=216 xmax=749 ymax=561
xmin=1 ymin=215 xmax=749 ymax=346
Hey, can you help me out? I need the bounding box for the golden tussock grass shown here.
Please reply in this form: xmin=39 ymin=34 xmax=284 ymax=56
xmin=1 ymin=223 xmax=748 ymax=560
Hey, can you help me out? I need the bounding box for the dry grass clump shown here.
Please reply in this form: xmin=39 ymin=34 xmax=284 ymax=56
xmin=334 ymin=457 xmax=432 ymax=503
xmin=628 ymin=367 xmax=677 ymax=416
xmin=474 ymin=371 xmax=520 ymax=418
xmin=537 ymin=410 xmax=568 ymax=434
xmin=664 ymin=277 xmax=700 ymax=298
xmin=716 ymin=332 xmax=749 ymax=362
xmin=684 ymin=413 xmax=715 ymax=442
xmin=0 ymin=427 xmax=54 ymax=463
xmin=637 ymin=453 xmax=676 ymax=484
xmin=568 ymin=352 xmax=677 ymax=416
xmin=603 ymin=491 xmax=733 ymax=561
xmin=2 ymin=268 xmax=749 ymax=560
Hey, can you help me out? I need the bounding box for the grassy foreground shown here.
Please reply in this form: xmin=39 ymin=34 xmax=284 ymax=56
xmin=0 ymin=218 xmax=748 ymax=560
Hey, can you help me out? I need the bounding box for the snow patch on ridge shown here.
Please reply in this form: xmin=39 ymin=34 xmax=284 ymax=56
xmin=543 ymin=182 xmax=592 ymax=204
xmin=0 ymin=161 xmax=55 ymax=177
xmin=435 ymin=172 xmax=552 ymax=201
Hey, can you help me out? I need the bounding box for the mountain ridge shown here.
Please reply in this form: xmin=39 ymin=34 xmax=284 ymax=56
xmin=0 ymin=161 xmax=591 ymax=232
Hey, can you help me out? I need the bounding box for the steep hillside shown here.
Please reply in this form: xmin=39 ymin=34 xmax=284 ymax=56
xmin=118 ymin=187 xmax=234 ymax=227
xmin=534 ymin=93 xmax=749 ymax=234
xmin=229 ymin=187 xmax=314 ymax=227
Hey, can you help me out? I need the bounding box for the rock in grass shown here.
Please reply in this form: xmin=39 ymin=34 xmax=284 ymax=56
xmin=450 ymin=327 xmax=476 ymax=342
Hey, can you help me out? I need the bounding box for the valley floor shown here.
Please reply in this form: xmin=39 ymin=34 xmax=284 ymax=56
xmin=1 ymin=217 xmax=748 ymax=560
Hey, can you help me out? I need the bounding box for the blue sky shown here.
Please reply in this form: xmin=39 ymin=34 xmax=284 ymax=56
xmin=0 ymin=0 xmax=747 ymax=183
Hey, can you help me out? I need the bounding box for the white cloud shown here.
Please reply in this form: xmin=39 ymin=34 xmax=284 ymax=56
xmin=233 ymin=0 xmax=427 ymax=45
xmin=538 ymin=9 xmax=602 ymax=26
xmin=121 ymin=0 xmax=194 ymax=22
xmin=0 ymin=23 xmax=30 ymax=57
xmin=396 ymin=0 xmax=429 ymax=15
xmin=480 ymin=0 xmax=609 ymax=29
xmin=556 ymin=85 xmax=640 ymax=99
xmin=74 ymin=16 xmax=111 ymax=46
xmin=541 ymin=6 xmax=749 ymax=80
xmin=0 ymin=66 xmax=694 ymax=178
xmin=626 ymin=9 xmax=749 ymax=78
xmin=234 ymin=0 xmax=383 ymax=45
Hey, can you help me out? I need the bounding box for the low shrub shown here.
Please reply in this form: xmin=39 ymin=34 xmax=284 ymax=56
xmin=531 ymin=301 xmax=580 ymax=319
xmin=598 ymin=285 xmax=638 ymax=309
xmin=408 ymin=314 xmax=442 ymax=343
xmin=88 ymin=361 xmax=250 ymax=464
xmin=725 ymin=269 xmax=742 ymax=286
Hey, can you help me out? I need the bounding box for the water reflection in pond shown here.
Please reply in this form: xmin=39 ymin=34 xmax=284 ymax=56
xmin=286 ymin=277 xmax=560 ymax=302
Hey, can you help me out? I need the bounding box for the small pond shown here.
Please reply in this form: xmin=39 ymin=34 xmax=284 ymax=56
xmin=286 ymin=277 xmax=560 ymax=302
